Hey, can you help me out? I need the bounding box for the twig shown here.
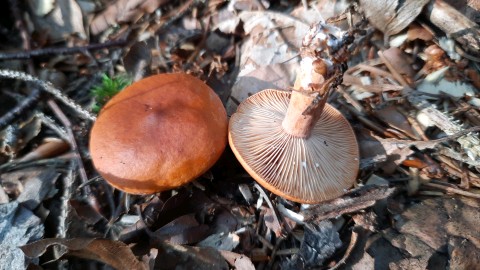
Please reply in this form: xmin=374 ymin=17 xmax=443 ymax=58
xmin=380 ymin=126 xmax=480 ymax=150
xmin=0 ymin=39 xmax=127 ymax=60
xmin=422 ymin=182 xmax=480 ymax=199
xmin=58 ymin=163 xmax=74 ymax=239
xmin=0 ymin=88 xmax=41 ymax=130
xmin=47 ymin=100 xmax=89 ymax=190
xmin=36 ymin=112 xmax=69 ymax=141
xmin=0 ymin=69 xmax=96 ymax=121
xmin=0 ymin=156 xmax=72 ymax=173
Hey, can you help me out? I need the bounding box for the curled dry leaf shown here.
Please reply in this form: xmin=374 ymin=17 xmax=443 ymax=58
xmin=123 ymin=41 xmax=152 ymax=82
xmin=91 ymin=0 xmax=169 ymax=35
xmin=28 ymin=0 xmax=87 ymax=42
xmin=17 ymin=138 xmax=70 ymax=163
xmin=359 ymin=0 xmax=430 ymax=36
xmin=21 ymin=238 xmax=148 ymax=270
xmin=407 ymin=23 xmax=433 ymax=41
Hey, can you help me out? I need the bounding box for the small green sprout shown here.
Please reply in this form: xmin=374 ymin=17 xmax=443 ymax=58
xmin=91 ymin=74 xmax=131 ymax=113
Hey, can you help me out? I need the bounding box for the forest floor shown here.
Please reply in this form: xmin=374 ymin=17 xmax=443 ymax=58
xmin=1 ymin=0 xmax=480 ymax=269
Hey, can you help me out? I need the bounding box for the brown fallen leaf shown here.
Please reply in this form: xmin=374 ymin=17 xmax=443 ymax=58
xmin=17 ymin=138 xmax=69 ymax=163
xmin=407 ymin=23 xmax=433 ymax=41
xmin=21 ymin=238 xmax=148 ymax=270
xmin=374 ymin=105 xmax=416 ymax=139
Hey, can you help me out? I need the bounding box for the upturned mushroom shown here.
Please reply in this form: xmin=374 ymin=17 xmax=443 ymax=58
xmin=229 ymin=23 xmax=359 ymax=203
xmin=89 ymin=73 xmax=228 ymax=194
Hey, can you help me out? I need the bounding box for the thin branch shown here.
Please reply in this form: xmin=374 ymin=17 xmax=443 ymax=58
xmin=0 ymin=39 xmax=127 ymax=60
xmin=423 ymin=182 xmax=480 ymax=199
xmin=0 ymin=88 xmax=41 ymax=130
xmin=0 ymin=69 xmax=96 ymax=121
xmin=47 ymin=100 xmax=90 ymax=189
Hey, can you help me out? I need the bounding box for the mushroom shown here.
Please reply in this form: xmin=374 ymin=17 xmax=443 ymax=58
xmin=89 ymin=73 xmax=228 ymax=194
xmin=228 ymin=23 xmax=359 ymax=203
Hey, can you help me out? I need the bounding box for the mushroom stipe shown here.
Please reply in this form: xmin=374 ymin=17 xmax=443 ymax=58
xmin=229 ymin=89 xmax=359 ymax=204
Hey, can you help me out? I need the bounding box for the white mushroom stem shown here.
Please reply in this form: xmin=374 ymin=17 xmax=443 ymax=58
xmin=282 ymin=57 xmax=332 ymax=138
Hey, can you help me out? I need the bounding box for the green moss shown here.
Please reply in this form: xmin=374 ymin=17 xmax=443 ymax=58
xmin=91 ymin=74 xmax=131 ymax=113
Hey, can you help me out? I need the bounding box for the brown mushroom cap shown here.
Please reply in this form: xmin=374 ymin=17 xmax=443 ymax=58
xmin=229 ymin=89 xmax=359 ymax=203
xmin=90 ymin=73 xmax=227 ymax=194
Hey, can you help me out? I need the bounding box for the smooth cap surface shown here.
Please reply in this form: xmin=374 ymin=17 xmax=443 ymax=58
xmin=90 ymin=73 xmax=227 ymax=194
xmin=229 ymin=89 xmax=359 ymax=203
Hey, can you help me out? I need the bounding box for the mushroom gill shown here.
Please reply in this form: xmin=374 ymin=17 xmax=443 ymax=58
xmin=229 ymin=89 xmax=359 ymax=203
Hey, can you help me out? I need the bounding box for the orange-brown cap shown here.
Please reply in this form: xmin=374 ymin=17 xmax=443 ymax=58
xmin=228 ymin=89 xmax=359 ymax=203
xmin=89 ymin=73 xmax=227 ymax=194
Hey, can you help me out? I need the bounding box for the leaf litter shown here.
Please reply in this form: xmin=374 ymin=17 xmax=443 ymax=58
xmin=0 ymin=0 xmax=479 ymax=269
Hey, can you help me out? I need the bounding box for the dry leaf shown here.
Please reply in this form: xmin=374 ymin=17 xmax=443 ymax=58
xmin=0 ymin=116 xmax=41 ymax=158
xmin=17 ymin=138 xmax=69 ymax=163
xmin=91 ymin=0 xmax=169 ymax=35
xmin=263 ymin=207 xmax=282 ymax=237
xmin=198 ymin=232 xmax=240 ymax=251
xmin=0 ymin=201 xmax=43 ymax=270
xmin=226 ymin=63 xmax=296 ymax=114
xmin=219 ymin=250 xmax=255 ymax=270
xmin=374 ymin=105 xmax=415 ymax=139
xmin=154 ymin=242 xmax=229 ymax=270
xmin=152 ymin=213 xmax=209 ymax=245
xmin=29 ymin=0 xmax=87 ymax=42
xmin=21 ymin=238 xmax=148 ymax=270
xmin=290 ymin=0 xmax=350 ymax=25
xmin=449 ymin=237 xmax=480 ymax=269
xmin=359 ymin=0 xmax=430 ymax=36
xmin=381 ymin=47 xmax=415 ymax=81
xmin=407 ymin=23 xmax=433 ymax=41
xmin=123 ymin=41 xmax=152 ymax=82
xmin=15 ymin=169 xmax=60 ymax=210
